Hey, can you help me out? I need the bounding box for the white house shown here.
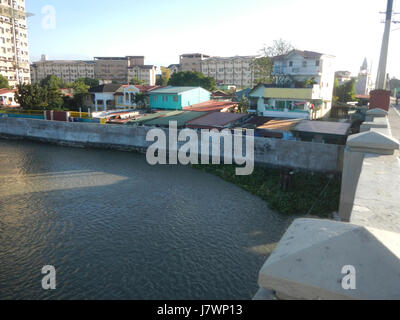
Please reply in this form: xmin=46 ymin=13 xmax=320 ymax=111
xmin=88 ymin=84 xmax=122 ymax=111
xmin=0 ymin=89 xmax=19 ymax=108
xmin=249 ymin=50 xmax=335 ymax=120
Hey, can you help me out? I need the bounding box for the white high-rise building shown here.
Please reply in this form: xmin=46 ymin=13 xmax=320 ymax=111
xmin=0 ymin=0 xmax=30 ymax=87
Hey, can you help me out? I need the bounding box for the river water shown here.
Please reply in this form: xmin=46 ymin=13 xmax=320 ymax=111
xmin=0 ymin=139 xmax=293 ymax=300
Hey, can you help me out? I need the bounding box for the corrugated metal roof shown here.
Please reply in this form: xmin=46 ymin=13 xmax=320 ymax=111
xmin=128 ymin=111 xmax=180 ymax=124
xmin=149 ymin=86 xmax=207 ymax=94
xmin=186 ymin=112 xmax=248 ymax=129
xmin=293 ymin=120 xmax=351 ymax=136
xmin=144 ymin=111 xmax=208 ymax=127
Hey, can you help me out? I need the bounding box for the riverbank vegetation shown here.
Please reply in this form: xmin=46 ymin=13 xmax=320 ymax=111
xmin=193 ymin=164 xmax=341 ymax=217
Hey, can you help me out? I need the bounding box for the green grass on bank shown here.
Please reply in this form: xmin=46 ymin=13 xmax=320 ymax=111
xmin=193 ymin=164 xmax=341 ymax=217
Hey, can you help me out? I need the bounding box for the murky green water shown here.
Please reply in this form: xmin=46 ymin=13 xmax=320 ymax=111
xmin=0 ymin=139 xmax=292 ymax=300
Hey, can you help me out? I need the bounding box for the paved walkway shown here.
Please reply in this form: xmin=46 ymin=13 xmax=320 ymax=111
xmin=389 ymin=104 xmax=400 ymax=141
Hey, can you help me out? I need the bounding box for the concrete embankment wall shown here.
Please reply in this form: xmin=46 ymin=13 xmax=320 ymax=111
xmin=0 ymin=117 xmax=344 ymax=173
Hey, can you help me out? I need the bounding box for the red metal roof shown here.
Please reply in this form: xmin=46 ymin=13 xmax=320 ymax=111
xmin=0 ymin=88 xmax=16 ymax=95
xmin=183 ymin=100 xmax=237 ymax=112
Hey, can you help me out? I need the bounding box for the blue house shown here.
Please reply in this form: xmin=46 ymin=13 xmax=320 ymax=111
xmin=149 ymin=86 xmax=211 ymax=110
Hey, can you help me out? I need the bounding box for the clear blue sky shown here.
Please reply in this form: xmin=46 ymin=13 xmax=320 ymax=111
xmin=26 ymin=0 xmax=400 ymax=79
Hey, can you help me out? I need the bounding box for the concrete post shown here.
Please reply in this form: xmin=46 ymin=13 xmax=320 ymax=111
xmin=339 ymin=129 xmax=399 ymax=221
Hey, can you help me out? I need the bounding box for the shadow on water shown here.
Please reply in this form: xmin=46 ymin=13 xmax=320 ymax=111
xmin=0 ymin=139 xmax=294 ymax=300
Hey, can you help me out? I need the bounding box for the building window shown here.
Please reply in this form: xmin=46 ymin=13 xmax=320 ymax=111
xmin=163 ymin=96 xmax=168 ymax=102
xmin=173 ymin=96 xmax=178 ymax=102
xmin=153 ymin=96 xmax=157 ymax=102
xmin=316 ymin=60 xmax=320 ymax=66
xmin=289 ymin=61 xmax=293 ymax=67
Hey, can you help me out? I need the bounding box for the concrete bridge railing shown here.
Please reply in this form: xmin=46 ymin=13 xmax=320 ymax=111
xmin=254 ymin=108 xmax=400 ymax=300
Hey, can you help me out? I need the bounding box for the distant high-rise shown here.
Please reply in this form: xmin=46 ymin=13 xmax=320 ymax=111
xmin=0 ymin=0 xmax=31 ymax=87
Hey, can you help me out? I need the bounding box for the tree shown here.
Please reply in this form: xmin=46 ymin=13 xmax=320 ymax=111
xmin=252 ymin=57 xmax=274 ymax=84
xmin=0 ymin=74 xmax=10 ymax=89
xmin=71 ymin=79 xmax=90 ymax=108
xmin=79 ymin=77 xmax=100 ymax=89
xmin=252 ymin=39 xmax=294 ymax=85
xmin=261 ymin=38 xmax=294 ymax=57
xmin=333 ymin=78 xmax=356 ymax=103
xmin=237 ymin=96 xmax=249 ymax=113
xmin=168 ymin=71 xmax=216 ymax=91
xmin=16 ymin=84 xmax=48 ymax=110
xmin=134 ymin=92 xmax=146 ymax=108
xmin=40 ymin=75 xmax=63 ymax=89
xmin=131 ymin=77 xmax=146 ymax=85
xmin=156 ymin=76 xmax=168 ymax=86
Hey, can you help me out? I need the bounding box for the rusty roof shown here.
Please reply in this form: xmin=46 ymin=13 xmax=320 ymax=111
xmin=186 ymin=112 xmax=248 ymax=129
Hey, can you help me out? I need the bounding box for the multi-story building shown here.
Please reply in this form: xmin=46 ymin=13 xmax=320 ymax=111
xmin=167 ymin=64 xmax=180 ymax=75
xmin=179 ymin=53 xmax=210 ymax=72
xmin=0 ymin=0 xmax=30 ymax=87
xmin=128 ymin=64 xmax=156 ymax=85
xmin=249 ymin=50 xmax=336 ymax=119
xmin=30 ymin=55 xmax=149 ymax=85
xmin=335 ymin=71 xmax=352 ymax=85
xmin=201 ymin=55 xmax=257 ymax=88
xmin=30 ymin=55 xmax=95 ymax=84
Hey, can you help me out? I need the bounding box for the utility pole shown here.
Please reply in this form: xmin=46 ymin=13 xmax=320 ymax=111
xmin=375 ymin=0 xmax=393 ymax=90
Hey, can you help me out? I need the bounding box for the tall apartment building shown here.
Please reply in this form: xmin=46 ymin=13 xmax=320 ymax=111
xmin=0 ymin=0 xmax=30 ymax=87
xmin=30 ymin=55 xmax=153 ymax=85
xmin=30 ymin=55 xmax=95 ymax=84
xmin=201 ymin=56 xmax=257 ymax=88
xmin=179 ymin=53 xmax=257 ymax=88
xmin=179 ymin=53 xmax=210 ymax=72
xmin=94 ymin=56 xmax=145 ymax=84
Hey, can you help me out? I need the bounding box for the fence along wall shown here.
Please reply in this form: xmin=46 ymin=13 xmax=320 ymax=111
xmin=0 ymin=117 xmax=344 ymax=173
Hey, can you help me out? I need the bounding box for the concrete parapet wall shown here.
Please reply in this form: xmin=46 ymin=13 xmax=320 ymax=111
xmin=254 ymin=106 xmax=400 ymax=300
xmin=0 ymin=117 xmax=343 ymax=173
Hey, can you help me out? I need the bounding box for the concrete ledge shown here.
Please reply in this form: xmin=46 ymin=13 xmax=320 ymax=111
xmin=257 ymin=218 xmax=400 ymax=300
xmin=360 ymin=117 xmax=389 ymax=132
xmin=253 ymin=288 xmax=278 ymax=300
xmin=347 ymin=130 xmax=399 ymax=155
xmin=366 ymin=108 xmax=388 ymax=118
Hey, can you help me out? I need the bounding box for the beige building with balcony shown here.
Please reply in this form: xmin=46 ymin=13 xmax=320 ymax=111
xmin=0 ymin=0 xmax=30 ymax=87
xmin=201 ymin=55 xmax=257 ymax=88
xmin=179 ymin=53 xmax=210 ymax=73
xmin=30 ymin=56 xmax=95 ymax=84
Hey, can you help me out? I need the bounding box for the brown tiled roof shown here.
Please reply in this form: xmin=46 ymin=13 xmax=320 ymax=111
xmin=186 ymin=112 xmax=247 ymax=129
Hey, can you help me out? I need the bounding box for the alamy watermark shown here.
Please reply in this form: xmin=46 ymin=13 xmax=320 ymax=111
xmin=41 ymin=265 xmax=56 ymax=290
xmin=341 ymin=265 xmax=356 ymax=290
xmin=42 ymin=5 xmax=56 ymax=30
xmin=146 ymin=122 xmax=255 ymax=176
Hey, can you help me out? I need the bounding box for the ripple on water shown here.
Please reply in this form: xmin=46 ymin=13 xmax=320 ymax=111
xmin=0 ymin=139 xmax=293 ymax=300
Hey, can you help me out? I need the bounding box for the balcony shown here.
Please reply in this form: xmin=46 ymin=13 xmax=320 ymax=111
xmin=273 ymin=66 xmax=321 ymax=76
xmin=264 ymin=85 xmax=321 ymax=100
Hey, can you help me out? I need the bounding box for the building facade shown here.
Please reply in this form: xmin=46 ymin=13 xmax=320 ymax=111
xmin=128 ymin=65 xmax=156 ymax=85
xmin=0 ymin=0 xmax=30 ymax=87
xmin=114 ymin=85 xmax=159 ymax=109
xmin=249 ymin=50 xmax=336 ymax=120
xmin=201 ymin=56 xmax=257 ymax=88
xmin=179 ymin=53 xmax=210 ymax=72
xmin=167 ymin=64 xmax=180 ymax=76
xmin=149 ymin=86 xmax=210 ymax=110
xmin=335 ymin=71 xmax=352 ymax=85
xmin=30 ymin=56 xmax=95 ymax=84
